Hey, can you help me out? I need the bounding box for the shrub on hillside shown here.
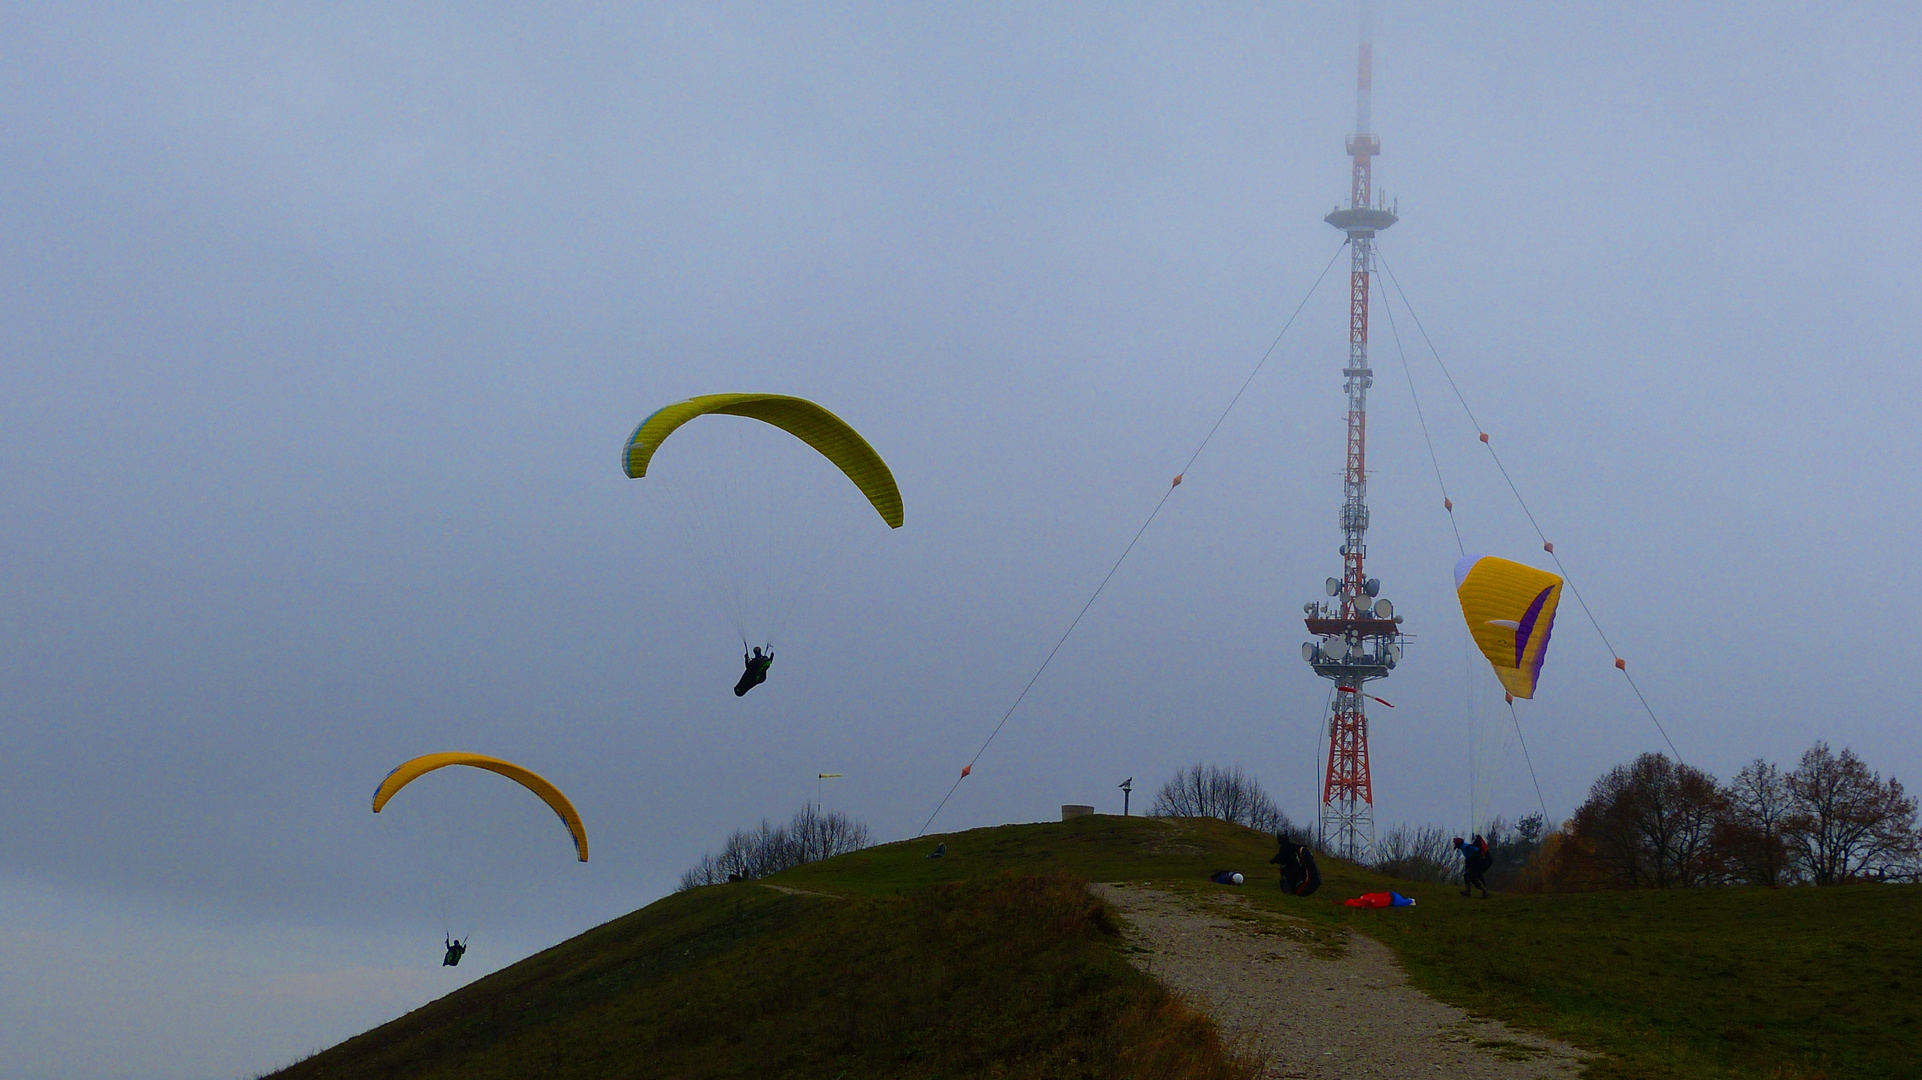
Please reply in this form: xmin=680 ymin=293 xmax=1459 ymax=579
xmin=1371 ymin=824 xmax=1454 ymax=883
xmin=678 ymin=805 xmax=873 ymax=890
xmin=1484 ymin=813 xmax=1547 ymax=889
xmin=1150 ymin=763 xmax=1291 ymax=833
xmin=1374 ymin=814 xmax=1544 ymax=888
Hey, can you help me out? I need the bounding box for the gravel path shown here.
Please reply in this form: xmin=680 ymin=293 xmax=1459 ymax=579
xmin=757 ymin=883 xmax=840 ymax=898
xmin=1092 ymin=883 xmax=1589 ymax=1079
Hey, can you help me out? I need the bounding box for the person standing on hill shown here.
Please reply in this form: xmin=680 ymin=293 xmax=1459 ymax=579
xmin=1454 ymin=835 xmax=1493 ymax=898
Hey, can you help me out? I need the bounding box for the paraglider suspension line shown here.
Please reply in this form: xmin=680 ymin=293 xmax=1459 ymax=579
xmin=1507 ymin=697 xmax=1550 ymax=827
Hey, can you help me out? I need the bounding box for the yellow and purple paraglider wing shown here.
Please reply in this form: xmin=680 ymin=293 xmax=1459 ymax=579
xmin=372 ymin=752 xmax=589 ymax=862
xmin=1454 ymin=555 xmax=1564 ymax=700
xmin=622 ymin=394 xmax=903 ymax=528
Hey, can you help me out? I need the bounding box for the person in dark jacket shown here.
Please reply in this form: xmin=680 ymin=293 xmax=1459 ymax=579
xmin=442 ymin=936 xmax=467 ymax=967
xmin=1269 ymin=834 xmax=1323 ymax=896
xmin=734 ymin=646 xmax=773 ymax=696
xmin=1453 ymin=834 xmax=1493 ymax=898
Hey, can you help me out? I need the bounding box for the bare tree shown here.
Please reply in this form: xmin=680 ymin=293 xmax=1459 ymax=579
xmin=1565 ymin=753 xmax=1725 ymax=888
xmin=1151 ymin=763 xmax=1291 ymax=833
xmin=1717 ymin=759 xmax=1793 ymax=886
xmin=1375 ymin=816 xmax=1547 ymax=890
xmin=677 ymin=805 xmax=873 ymax=890
xmin=1372 ymin=824 xmax=1455 ymax=883
xmin=679 ymin=842 xmax=728 ymax=889
xmin=787 ymin=804 xmax=873 ymax=864
xmin=1783 ymin=742 xmax=1920 ymax=885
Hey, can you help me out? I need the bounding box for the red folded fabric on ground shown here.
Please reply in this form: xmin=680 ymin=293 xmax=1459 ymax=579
xmin=1342 ymin=890 xmax=1414 ymax=908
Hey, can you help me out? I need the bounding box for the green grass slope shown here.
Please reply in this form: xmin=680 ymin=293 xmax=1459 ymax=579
xmin=788 ymin=816 xmax=1922 ymax=1080
xmin=269 ymin=868 xmax=1252 ymax=1080
xmin=1348 ymin=878 xmax=1922 ymax=1080
xmin=275 ymin=816 xmax=1922 ymax=1080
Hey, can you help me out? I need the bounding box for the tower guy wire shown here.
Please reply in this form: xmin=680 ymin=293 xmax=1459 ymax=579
xmin=1380 ymin=268 xmax=1550 ymax=826
xmin=1373 ymin=244 xmax=1684 ymax=764
xmin=916 ymin=240 xmax=1350 ymax=837
xmin=1378 ymin=266 xmax=1463 ymax=557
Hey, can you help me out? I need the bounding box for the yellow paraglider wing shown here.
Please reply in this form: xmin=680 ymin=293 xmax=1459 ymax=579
xmin=622 ymin=394 xmax=904 ymax=528
xmin=1454 ymin=555 xmax=1564 ymax=700
xmin=372 ymin=753 xmax=589 ymax=862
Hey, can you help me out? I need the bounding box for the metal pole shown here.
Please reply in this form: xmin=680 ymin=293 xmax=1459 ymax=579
xmin=816 ymin=773 xmax=842 ymax=811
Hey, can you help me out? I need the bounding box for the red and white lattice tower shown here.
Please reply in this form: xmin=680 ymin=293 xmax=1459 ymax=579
xmin=1303 ymin=2 xmax=1404 ymax=861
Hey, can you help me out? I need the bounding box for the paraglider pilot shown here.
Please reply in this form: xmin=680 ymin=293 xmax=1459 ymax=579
xmin=442 ymin=936 xmax=468 ymax=967
xmin=1270 ymin=833 xmax=1322 ymax=897
xmin=735 ymin=645 xmax=774 ymax=697
xmin=1454 ymin=835 xmax=1493 ymax=899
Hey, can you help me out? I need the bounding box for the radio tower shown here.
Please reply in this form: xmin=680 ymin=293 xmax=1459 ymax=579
xmin=1303 ymin=1 xmax=1405 ymax=861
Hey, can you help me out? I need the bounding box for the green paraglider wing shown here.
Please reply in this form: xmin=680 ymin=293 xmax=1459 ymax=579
xmin=622 ymin=394 xmax=904 ymax=528
xmin=372 ymin=752 xmax=589 ymax=862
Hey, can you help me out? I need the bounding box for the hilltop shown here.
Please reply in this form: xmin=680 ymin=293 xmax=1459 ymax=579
xmin=270 ymin=815 xmax=1921 ymax=1080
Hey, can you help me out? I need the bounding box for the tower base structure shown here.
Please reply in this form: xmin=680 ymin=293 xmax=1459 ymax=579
xmin=1322 ymin=686 xmax=1373 ymax=858
xmin=1305 ymin=613 xmax=1401 ymax=860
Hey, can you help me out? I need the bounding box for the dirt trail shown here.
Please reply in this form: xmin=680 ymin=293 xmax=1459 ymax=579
xmin=1092 ymin=883 xmax=1589 ymax=1080
xmin=757 ymin=883 xmax=839 ymax=898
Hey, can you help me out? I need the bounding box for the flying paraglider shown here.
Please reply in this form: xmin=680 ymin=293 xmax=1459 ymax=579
xmin=622 ymin=393 xmax=904 ymax=527
xmin=1454 ymin=555 xmax=1564 ymax=700
xmin=372 ymin=752 xmax=589 ymax=862
xmin=622 ymin=393 xmax=904 ymax=691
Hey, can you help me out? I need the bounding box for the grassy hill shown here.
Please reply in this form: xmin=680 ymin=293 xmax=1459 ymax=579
xmin=272 ymin=816 xmax=1922 ymax=1080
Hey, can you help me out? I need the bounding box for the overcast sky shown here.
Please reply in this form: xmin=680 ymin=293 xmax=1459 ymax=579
xmin=4 ymin=4 xmax=1919 ymax=1078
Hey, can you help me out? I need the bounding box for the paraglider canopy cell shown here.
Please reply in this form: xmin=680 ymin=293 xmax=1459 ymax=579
xmin=373 ymin=753 xmax=589 ymax=862
xmin=1454 ymin=555 xmax=1564 ymax=700
xmin=622 ymin=393 xmax=904 ymax=528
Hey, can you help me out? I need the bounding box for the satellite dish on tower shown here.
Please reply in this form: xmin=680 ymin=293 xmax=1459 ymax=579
xmin=1374 ymin=598 xmax=1393 ymax=618
xmin=1325 ymin=577 xmax=1341 ymax=596
xmin=1302 ymin=642 xmax=1316 ymax=662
